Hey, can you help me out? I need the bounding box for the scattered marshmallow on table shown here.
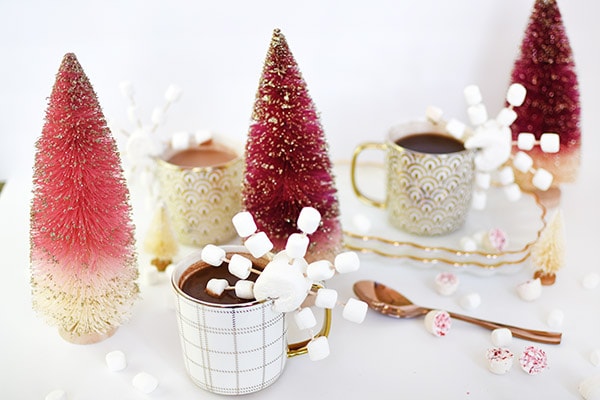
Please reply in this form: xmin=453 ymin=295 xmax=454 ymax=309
xmin=516 ymin=278 xmax=542 ymax=301
xmin=486 ymin=347 xmax=514 ymax=375
xmin=424 ymin=310 xmax=452 ymax=337
xmin=590 ymin=349 xmax=600 ymax=367
xmin=434 ymin=272 xmax=459 ymax=296
xmin=459 ymin=236 xmax=478 ymax=252
xmin=546 ymin=309 xmax=564 ymax=328
xmin=132 ymin=372 xmax=159 ymax=394
xmin=579 ymin=374 xmax=600 ymax=400
xmin=459 ymin=292 xmax=481 ymax=310
xmin=105 ymin=350 xmax=127 ymax=372
xmin=45 ymin=389 xmax=67 ymax=400
xmin=582 ymin=272 xmax=600 ymax=290
xmin=491 ymin=328 xmax=513 ymax=347
xmin=519 ymin=345 xmax=548 ymax=375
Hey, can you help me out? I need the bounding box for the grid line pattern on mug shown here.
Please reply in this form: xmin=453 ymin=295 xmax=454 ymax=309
xmin=175 ymin=294 xmax=287 ymax=395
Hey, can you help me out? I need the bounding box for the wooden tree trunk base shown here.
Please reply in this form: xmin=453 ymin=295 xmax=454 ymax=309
xmin=533 ymin=270 xmax=557 ymax=286
xmin=151 ymin=258 xmax=172 ymax=272
xmin=59 ymin=325 xmax=117 ymax=345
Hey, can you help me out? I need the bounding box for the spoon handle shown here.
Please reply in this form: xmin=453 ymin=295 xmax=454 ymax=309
xmin=447 ymin=312 xmax=562 ymax=344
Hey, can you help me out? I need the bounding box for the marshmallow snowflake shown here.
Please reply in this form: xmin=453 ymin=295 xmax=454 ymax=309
xmin=118 ymin=82 xmax=213 ymax=205
xmin=427 ymin=83 xmax=559 ymax=209
xmin=201 ymin=207 xmax=368 ymax=361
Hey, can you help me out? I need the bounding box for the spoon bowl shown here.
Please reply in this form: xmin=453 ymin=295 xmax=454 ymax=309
xmin=353 ymin=280 xmax=562 ymax=345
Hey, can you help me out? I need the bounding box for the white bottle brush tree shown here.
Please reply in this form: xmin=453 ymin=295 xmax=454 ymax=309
xmin=531 ymin=209 xmax=565 ymax=285
xmin=200 ymin=206 xmax=368 ymax=361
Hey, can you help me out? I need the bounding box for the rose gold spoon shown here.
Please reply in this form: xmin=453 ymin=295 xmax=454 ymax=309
xmin=353 ymin=280 xmax=562 ymax=344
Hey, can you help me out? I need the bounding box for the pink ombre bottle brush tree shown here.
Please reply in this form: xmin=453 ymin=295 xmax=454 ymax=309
xmin=30 ymin=53 xmax=139 ymax=344
xmin=242 ymin=29 xmax=342 ymax=262
xmin=509 ymin=0 xmax=581 ymax=195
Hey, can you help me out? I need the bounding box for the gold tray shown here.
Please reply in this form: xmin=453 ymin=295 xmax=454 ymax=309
xmin=335 ymin=162 xmax=547 ymax=274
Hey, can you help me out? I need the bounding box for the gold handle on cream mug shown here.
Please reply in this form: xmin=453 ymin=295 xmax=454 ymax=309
xmin=350 ymin=142 xmax=388 ymax=209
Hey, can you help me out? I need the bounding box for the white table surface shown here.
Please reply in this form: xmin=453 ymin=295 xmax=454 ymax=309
xmin=2 ymin=152 xmax=599 ymax=399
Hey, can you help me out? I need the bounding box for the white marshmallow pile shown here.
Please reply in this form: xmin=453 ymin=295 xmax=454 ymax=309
xmin=200 ymin=207 xmax=368 ymax=361
xmin=427 ymin=83 xmax=559 ymax=210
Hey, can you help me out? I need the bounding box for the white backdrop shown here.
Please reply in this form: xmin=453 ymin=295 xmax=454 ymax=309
xmin=0 ymin=0 xmax=597 ymax=180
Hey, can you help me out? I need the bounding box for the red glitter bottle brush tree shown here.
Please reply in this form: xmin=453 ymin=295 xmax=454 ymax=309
xmin=242 ymin=29 xmax=342 ymax=262
xmin=30 ymin=53 xmax=139 ymax=344
xmin=508 ymin=0 xmax=581 ymax=197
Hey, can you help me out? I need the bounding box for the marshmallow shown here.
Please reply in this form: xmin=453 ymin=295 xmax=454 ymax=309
xmin=171 ymin=131 xmax=190 ymax=151
xmin=546 ymin=309 xmax=564 ymax=328
xmin=482 ymin=228 xmax=509 ymax=253
xmin=496 ymin=107 xmax=517 ymax=127
xmin=434 ymin=272 xmax=460 ymax=296
xmin=519 ymin=345 xmax=548 ymax=375
xmin=486 ymin=347 xmax=514 ymax=375
xmin=151 ymin=107 xmax=165 ymax=126
xmin=253 ymin=260 xmax=310 ymax=313
xmin=425 ymin=105 xmax=444 ymax=123
xmin=232 ymin=211 xmax=257 ymax=238
xmin=206 ymin=279 xmax=229 ymax=298
xmin=105 ymin=350 xmax=127 ymax=372
xmin=297 ymin=207 xmax=321 ymax=234
xmin=491 ymin=328 xmax=513 ymax=347
xmin=540 ymin=133 xmax=560 ymax=153
xmin=315 ymin=288 xmax=338 ymax=309
xmin=503 ymin=183 xmax=522 ymax=202
xmin=497 ymin=166 xmax=515 ymax=186
xmin=193 ymin=129 xmax=212 ymax=145
xmin=294 ymin=307 xmax=317 ymax=330
xmin=228 ymin=254 xmax=253 ymax=280
xmin=468 ymin=103 xmax=488 ymax=126
xmin=45 ymin=389 xmax=67 ymax=400
xmin=459 ymin=292 xmax=481 ymax=310
xmin=532 ymin=168 xmax=553 ymax=191
xmin=590 ymin=350 xmax=600 ymax=366
xmin=506 ymin=83 xmax=527 ymax=107
xmin=445 ymin=118 xmax=467 ymax=140
xmin=582 ymin=272 xmax=600 ymax=289
xmin=291 ymin=257 xmax=308 ymax=275
xmin=307 ymin=336 xmax=330 ymax=361
xmin=464 ymin=84 xmax=483 ymax=106
xmin=244 ymin=231 xmax=274 ymax=258
xmin=343 ymin=298 xmax=368 ymax=324
xmin=234 ymin=280 xmax=255 ymax=300
xmin=286 ymin=233 xmax=309 ymax=259
xmin=132 ymin=372 xmax=159 ymax=394
xmin=513 ymin=151 xmax=533 ymax=172
xmin=475 ymin=172 xmax=491 ymax=189
xmin=351 ymin=213 xmax=372 ymax=234
xmin=307 ymin=260 xmax=335 ymax=281
xmin=517 ymin=133 xmax=536 ymax=151
xmin=141 ymin=265 xmax=160 ymax=285
xmin=579 ymin=374 xmax=600 ymax=400
xmin=165 ymin=84 xmax=183 ymax=103
xmin=471 ymin=190 xmax=487 ymax=210
xmin=460 ymin=236 xmax=477 ymax=252
xmin=334 ymin=251 xmax=360 ymax=274
xmin=424 ymin=310 xmax=451 ymax=337
xmin=517 ymin=278 xmax=542 ymax=301
xmin=201 ymin=244 xmax=226 ymax=266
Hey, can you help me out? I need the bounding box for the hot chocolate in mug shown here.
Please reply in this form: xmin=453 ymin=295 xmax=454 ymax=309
xmin=350 ymin=120 xmax=476 ymax=236
xmin=171 ymin=246 xmax=331 ymax=395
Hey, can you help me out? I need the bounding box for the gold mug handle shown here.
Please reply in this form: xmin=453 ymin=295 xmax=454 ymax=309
xmin=287 ymin=284 xmax=332 ymax=357
xmin=350 ymin=142 xmax=388 ymax=209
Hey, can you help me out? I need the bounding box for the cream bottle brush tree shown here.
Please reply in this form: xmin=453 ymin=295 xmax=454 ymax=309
xmin=30 ymin=53 xmax=139 ymax=344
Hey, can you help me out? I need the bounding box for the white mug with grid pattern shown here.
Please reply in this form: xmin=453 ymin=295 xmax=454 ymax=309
xmin=171 ymin=246 xmax=331 ymax=395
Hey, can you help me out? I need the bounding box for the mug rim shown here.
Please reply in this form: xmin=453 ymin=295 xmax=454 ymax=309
xmin=171 ymin=245 xmax=270 ymax=309
xmin=156 ymin=149 xmax=243 ymax=172
xmin=387 ymin=120 xmax=471 ymax=156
